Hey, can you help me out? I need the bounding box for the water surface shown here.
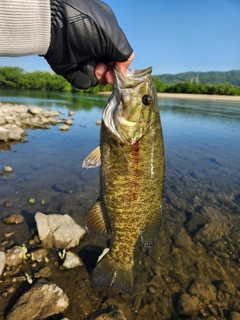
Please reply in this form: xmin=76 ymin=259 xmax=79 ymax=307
xmin=1 ymin=90 xmax=240 ymax=319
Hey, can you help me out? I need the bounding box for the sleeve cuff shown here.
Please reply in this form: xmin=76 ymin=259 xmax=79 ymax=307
xmin=0 ymin=0 xmax=51 ymax=56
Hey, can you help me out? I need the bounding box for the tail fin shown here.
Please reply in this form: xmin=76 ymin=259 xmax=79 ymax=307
xmin=91 ymin=255 xmax=134 ymax=295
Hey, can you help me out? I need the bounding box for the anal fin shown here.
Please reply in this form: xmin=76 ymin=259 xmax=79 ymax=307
xmin=140 ymin=204 xmax=162 ymax=248
xmin=85 ymin=200 xmax=108 ymax=235
xmin=82 ymin=146 xmax=101 ymax=168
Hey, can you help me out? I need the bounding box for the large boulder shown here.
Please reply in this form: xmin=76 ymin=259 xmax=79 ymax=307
xmin=35 ymin=212 xmax=86 ymax=250
xmin=6 ymin=279 xmax=69 ymax=320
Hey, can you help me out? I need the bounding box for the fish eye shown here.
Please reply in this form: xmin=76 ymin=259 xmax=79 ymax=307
xmin=142 ymin=94 xmax=152 ymax=106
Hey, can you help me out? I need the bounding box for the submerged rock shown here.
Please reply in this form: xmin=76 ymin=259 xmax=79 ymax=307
xmin=62 ymin=251 xmax=83 ymax=269
xmin=0 ymin=251 xmax=6 ymax=276
xmin=6 ymin=279 xmax=69 ymax=320
xmin=177 ymin=293 xmax=200 ymax=316
xmin=3 ymin=214 xmax=25 ymax=225
xmin=5 ymin=246 xmax=23 ymax=267
xmin=88 ymin=307 xmax=127 ymax=320
xmin=35 ymin=212 xmax=86 ymax=250
xmin=58 ymin=125 xmax=70 ymax=131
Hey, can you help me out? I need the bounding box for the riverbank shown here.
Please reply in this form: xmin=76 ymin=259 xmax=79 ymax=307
xmin=97 ymin=91 xmax=240 ymax=102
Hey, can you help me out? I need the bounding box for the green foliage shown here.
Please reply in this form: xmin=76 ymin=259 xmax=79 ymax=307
xmin=0 ymin=66 xmax=112 ymax=92
xmin=1 ymin=66 xmax=240 ymax=96
xmin=155 ymin=70 xmax=240 ymax=86
xmin=164 ymin=82 xmax=240 ymax=96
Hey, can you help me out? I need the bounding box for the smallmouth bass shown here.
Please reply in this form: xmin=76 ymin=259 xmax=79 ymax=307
xmin=83 ymin=66 xmax=165 ymax=295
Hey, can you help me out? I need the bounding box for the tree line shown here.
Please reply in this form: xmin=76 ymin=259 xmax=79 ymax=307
xmin=1 ymin=66 xmax=240 ymax=96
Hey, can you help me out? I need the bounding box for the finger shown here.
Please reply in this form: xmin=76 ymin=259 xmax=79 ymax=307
xmin=115 ymin=52 xmax=134 ymax=76
xmin=95 ymin=63 xmax=108 ymax=86
xmin=105 ymin=52 xmax=135 ymax=85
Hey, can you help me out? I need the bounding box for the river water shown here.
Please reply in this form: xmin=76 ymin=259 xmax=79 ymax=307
xmin=0 ymin=90 xmax=240 ymax=319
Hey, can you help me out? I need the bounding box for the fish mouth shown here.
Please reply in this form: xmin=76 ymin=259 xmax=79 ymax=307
xmin=114 ymin=65 xmax=152 ymax=89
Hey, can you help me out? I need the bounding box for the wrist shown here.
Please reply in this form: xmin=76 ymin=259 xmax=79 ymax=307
xmin=0 ymin=0 xmax=51 ymax=56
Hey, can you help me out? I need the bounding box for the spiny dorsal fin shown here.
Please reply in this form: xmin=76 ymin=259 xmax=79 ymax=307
xmin=140 ymin=204 xmax=162 ymax=248
xmin=85 ymin=200 xmax=108 ymax=235
xmin=82 ymin=146 xmax=101 ymax=168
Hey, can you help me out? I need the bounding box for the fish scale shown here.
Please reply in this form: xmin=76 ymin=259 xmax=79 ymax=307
xmin=83 ymin=66 xmax=165 ymax=295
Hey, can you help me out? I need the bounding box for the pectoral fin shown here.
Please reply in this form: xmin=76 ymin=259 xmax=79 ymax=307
xmin=85 ymin=200 xmax=108 ymax=235
xmin=140 ymin=204 xmax=162 ymax=248
xmin=82 ymin=146 xmax=101 ymax=168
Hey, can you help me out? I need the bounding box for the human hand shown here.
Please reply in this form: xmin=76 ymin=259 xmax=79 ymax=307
xmin=44 ymin=0 xmax=133 ymax=89
xmin=95 ymin=52 xmax=134 ymax=86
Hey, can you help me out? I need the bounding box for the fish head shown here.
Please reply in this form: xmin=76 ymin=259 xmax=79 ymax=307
xmin=103 ymin=66 xmax=158 ymax=144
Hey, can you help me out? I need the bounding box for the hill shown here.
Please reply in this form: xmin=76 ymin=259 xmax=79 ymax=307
xmin=155 ymin=70 xmax=240 ymax=86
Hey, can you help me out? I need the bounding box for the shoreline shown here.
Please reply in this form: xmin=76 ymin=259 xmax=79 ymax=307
xmin=97 ymin=91 xmax=240 ymax=102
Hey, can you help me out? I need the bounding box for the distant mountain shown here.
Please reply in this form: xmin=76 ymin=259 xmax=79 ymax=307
xmin=155 ymin=70 xmax=240 ymax=86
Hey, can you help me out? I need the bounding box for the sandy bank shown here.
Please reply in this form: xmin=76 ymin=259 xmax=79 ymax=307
xmin=97 ymin=91 xmax=240 ymax=102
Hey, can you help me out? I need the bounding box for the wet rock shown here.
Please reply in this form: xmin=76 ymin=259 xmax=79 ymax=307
xmin=4 ymin=124 xmax=24 ymax=140
xmin=5 ymin=246 xmax=23 ymax=267
xmin=28 ymin=106 xmax=43 ymax=115
xmin=68 ymin=111 xmax=74 ymax=116
xmin=0 ymin=251 xmax=6 ymax=276
xmin=88 ymin=307 xmax=126 ymax=320
xmin=35 ymin=212 xmax=86 ymax=250
xmin=4 ymin=166 xmax=13 ymax=172
xmin=58 ymin=125 xmax=70 ymax=131
xmin=4 ymin=232 xmax=15 ymax=238
xmin=218 ymin=280 xmax=235 ymax=296
xmin=177 ymin=293 xmax=200 ymax=316
xmin=30 ymin=248 xmax=48 ymax=262
xmin=136 ymin=304 xmax=157 ymax=320
xmin=95 ymin=119 xmax=101 ymax=126
xmin=35 ymin=266 xmax=53 ymax=278
xmin=194 ymin=221 xmax=225 ymax=247
xmin=62 ymin=251 xmax=83 ymax=269
xmin=3 ymin=214 xmax=25 ymax=225
xmin=188 ymin=279 xmax=217 ymax=301
xmin=65 ymin=119 xmax=73 ymax=125
xmin=0 ymin=127 xmax=9 ymax=141
xmin=6 ymin=279 xmax=69 ymax=320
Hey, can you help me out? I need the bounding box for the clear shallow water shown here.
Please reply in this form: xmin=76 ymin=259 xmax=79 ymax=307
xmin=1 ymin=90 xmax=240 ymax=319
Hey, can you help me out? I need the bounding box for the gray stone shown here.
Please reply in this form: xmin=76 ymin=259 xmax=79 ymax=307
xmin=0 ymin=127 xmax=9 ymax=141
xmin=62 ymin=251 xmax=83 ymax=269
xmin=65 ymin=119 xmax=73 ymax=125
xmin=58 ymin=125 xmax=70 ymax=131
xmin=0 ymin=251 xmax=6 ymax=276
xmin=35 ymin=212 xmax=86 ymax=250
xmin=4 ymin=124 xmax=24 ymax=141
xmin=0 ymin=118 xmax=6 ymax=125
xmin=6 ymin=279 xmax=69 ymax=320
xmin=28 ymin=106 xmax=43 ymax=115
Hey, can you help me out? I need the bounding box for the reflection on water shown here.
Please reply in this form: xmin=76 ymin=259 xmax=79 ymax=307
xmin=1 ymin=90 xmax=240 ymax=319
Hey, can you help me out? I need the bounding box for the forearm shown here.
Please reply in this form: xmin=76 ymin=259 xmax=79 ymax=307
xmin=0 ymin=0 xmax=50 ymax=56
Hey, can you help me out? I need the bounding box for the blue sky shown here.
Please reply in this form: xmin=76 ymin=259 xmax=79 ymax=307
xmin=0 ymin=0 xmax=239 ymax=75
